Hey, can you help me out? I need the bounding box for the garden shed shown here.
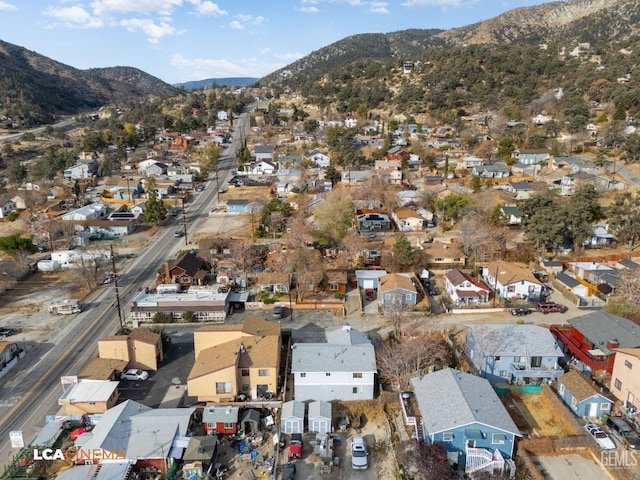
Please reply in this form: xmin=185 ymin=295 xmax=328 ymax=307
xmin=280 ymin=400 xmax=305 ymax=434
xmin=240 ymin=408 xmax=261 ymax=435
xmin=308 ymin=400 xmax=332 ymax=434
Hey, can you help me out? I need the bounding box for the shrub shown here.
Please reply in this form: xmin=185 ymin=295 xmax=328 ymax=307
xmin=153 ymin=312 xmax=173 ymax=323
xmin=6 ymin=211 xmax=19 ymax=222
xmin=183 ymin=311 xmax=197 ymax=323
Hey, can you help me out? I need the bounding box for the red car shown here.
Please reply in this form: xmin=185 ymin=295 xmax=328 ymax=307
xmin=70 ymin=427 xmax=88 ymax=440
xmin=288 ymin=434 xmax=302 ymax=459
xmin=536 ymin=302 xmax=568 ymax=314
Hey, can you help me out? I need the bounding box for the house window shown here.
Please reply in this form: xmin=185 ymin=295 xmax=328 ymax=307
xmin=499 ymin=371 xmax=507 ymax=377
xmin=329 ymin=283 xmax=339 ymax=291
xmin=570 ymin=397 xmax=577 ymax=410
xmin=307 ymin=283 xmax=314 ymax=291
xmin=453 ymin=257 xmax=461 ymax=262
xmin=258 ymin=369 xmax=269 ymax=376
xmin=300 ymin=373 xmax=306 ymax=378
xmin=507 ymin=285 xmax=515 ymax=293
xmin=353 ymin=373 xmax=363 ymax=378
xmin=492 ymin=434 xmax=506 ymax=445
xmin=601 ymin=403 xmax=610 ymax=411
xmin=326 ymin=373 xmax=331 ymax=376
xmin=442 ymin=433 xmax=454 ymax=442
xmin=625 ymin=360 xmax=633 ymax=369
xmin=352 ymin=387 xmax=362 ymax=394
xmin=435 ymin=257 xmax=444 ymax=262
xmin=241 ymin=369 xmax=249 ymax=377
xmin=495 ymin=356 xmax=501 ymax=361
xmin=216 ymin=382 xmax=232 ymax=394
xmin=558 ymin=383 xmax=565 ymax=395
xmin=406 ymin=294 xmax=412 ymax=301
xmin=223 ymin=422 xmax=234 ymax=429
xmin=614 ymin=378 xmax=622 ymax=390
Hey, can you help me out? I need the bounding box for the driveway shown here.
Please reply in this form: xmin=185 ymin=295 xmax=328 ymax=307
xmin=533 ymin=454 xmax=614 ymax=480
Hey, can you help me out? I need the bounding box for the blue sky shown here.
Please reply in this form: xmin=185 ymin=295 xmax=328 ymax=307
xmin=0 ymin=0 xmax=554 ymax=85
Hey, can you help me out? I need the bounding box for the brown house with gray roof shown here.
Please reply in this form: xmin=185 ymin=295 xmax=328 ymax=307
xmin=164 ymin=252 xmax=208 ymax=288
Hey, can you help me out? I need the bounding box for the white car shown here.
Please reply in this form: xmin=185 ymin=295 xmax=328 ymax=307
xmin=585 ymin=423 xmax=616 ymax=450
xmin=120 ymin=369 xmax=149 ymax=381
xmin=351 ymin=436 xmax=368 ymax=470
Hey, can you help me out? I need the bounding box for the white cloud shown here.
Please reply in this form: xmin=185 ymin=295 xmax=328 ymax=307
xmin=188 ymin=0 xmax=228 ymax=17
xmin=368 ymin=2 xmax=389 ymax=13
xmin=260 ymin=47 xmax=271 ymax=54
xmin=0 ymin=1 xmax=17 ymax=11
xmin=300 ymin=6 xmax=319 ymax=13
xmin=44 ymin=5 xmax=104 ymax=28
xmin=401 ymin=0 xmax=461 ymax=7
xmin=274 ymin=52 xmax=304 ymax=61
xmin=90 ymin=0 xmax=182 ymax=17
xmin=228 ymin=20 xmax=244 ymax=30
xmin=119 ymin=18 xmax=183 ymax=43
xmin=170 ymin=52 xmax=285 ymax=78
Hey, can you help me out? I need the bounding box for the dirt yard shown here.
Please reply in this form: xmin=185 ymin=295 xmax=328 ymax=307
xmin=509 ymin=392 xmax=579 ymax=438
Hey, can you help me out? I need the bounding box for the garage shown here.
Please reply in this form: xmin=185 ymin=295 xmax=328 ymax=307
xmin=280 ymin=400 xmax=305 ymax=434
xmin=355 ymin=270 xmax=388 ymax=289
xmin=308 ymin=400 xmax=332 ymax=434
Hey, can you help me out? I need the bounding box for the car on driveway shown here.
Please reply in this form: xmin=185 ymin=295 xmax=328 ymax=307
xmin=351 ymin=436 xmax=368 ymax=470
xmin=585 ymin=423 xmax=616 ymax=450
xmin=536 ymin=302 xmax=567 ymax=314
xmin=510 ymin=307 xmax=533 ymax=316
xmin=606 ymin=416 xmax=640 ymax=450
xmin=120 ymin=369 xmax=149 ymax=381
xmin=288 ymin=433 xmax=302 ymax=459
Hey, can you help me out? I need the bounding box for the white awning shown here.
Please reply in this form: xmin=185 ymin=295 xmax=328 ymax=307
xmin=588 ymin=349 xmax=607 ymax=356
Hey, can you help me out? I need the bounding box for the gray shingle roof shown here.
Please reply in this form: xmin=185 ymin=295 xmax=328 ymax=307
xmin=411 ymin=368 xmax=520 ymax=436
xmin=467 ymin=324 xmax=562 ymax=358
xmin=569 ymin=312 xmax=640 ymax=352
xmin=291 ymin=343 xmax=376 ymax=373
xmin=556 ymin=272 xmax=580 ymax=288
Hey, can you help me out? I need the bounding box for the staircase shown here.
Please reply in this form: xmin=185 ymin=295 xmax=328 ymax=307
xmin=415 ymin=424 xmax=424 ymax=441
xmin=465 ymin=447 xmax=505 ymax=475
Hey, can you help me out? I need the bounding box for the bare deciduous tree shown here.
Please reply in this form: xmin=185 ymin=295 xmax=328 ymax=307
xmin=376 ymin=333 xmax=451 ymax=391
xmin=399 ymin=440 xmax=453 ymax=480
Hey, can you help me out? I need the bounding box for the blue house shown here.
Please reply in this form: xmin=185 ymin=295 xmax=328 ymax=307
xmin=226 ymin=199 xmax=258 ymax=214
xmin=466 ymin=324 xmax=565 ymax=385
xmin=556 ymin=370 xmax=614 ymax=418
xmin=411 ymin=368 xmax=520 ymax=476
xmin=354 ymin=270 xmax=388 ymax=290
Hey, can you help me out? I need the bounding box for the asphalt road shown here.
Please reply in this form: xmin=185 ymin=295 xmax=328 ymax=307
xmin=0 ymin=110 xmax=249 ymax=467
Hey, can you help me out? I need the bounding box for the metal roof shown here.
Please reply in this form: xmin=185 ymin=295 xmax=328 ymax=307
xmin=291 ymin=343 xmax=376 ymax=373
xmin=569 ymin=312 xmax=640 ymax=352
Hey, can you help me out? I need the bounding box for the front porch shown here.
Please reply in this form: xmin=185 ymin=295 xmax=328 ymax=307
xmin=466 ymin=446 xmax=515 ymax=477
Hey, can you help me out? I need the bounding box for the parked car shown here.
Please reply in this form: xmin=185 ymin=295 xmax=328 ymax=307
xmin=281 ymin=463 xmax=296 ymax=480
xmin=365 ymin=289 xmax=375 ymax=301
xmin=218 ymin=186 xmax=228 ymax=194
xmin=510 ymin=308 xmax=533 ymax=316
xmin=174 ymin=230 xmax=185 ymax=238
xmin=536 ymin=302 xmax=567 ymax=314
xmin=351 ymin=436 xmax=368 ymax=470
xmin=606 ymin=416 xmax=640 ymax=450
xmin=120 ymin=369 xmax=149 ymax=381
xmin=195 ymin=184 xmax=205 ymax=192
xmin=288 ymin=434 xmax=302 ymax=459
xmin=272 ymin=306 xmax=284 ymax=319
xmin=585 ymin=423 xmax=616 ymax=450
xmin=0 ymin=327 xmax=19 ymax=336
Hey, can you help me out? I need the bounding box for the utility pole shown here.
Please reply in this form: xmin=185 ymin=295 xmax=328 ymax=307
xmin=110 ymin=244 xmax=124 ymax=328
xmin=182 ymin=195 xmax=188 ymax=246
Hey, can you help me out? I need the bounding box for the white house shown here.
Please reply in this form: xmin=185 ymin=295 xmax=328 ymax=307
xmin=444 ymin=269 xmax=490 ymax=306
xmin=291 ymin=324 xmax=376 ymax=402
xmin=344 ymin=116 xmax=358 ymax=128
xmin=64 ymin=163 xmax=95 ymax=180
xmin=253 ymin=144 xmax=274 ymax=161
xmin=392 ymin=207 xmax=424 ymax=231
xmin=217 ymin=111 xmax=229 ymax=121
xmin=238 ymin=160 xmax=277 ymax=176
xmin=463 ymin=156 xmax=485 ymax=169
xmin=482 ymin=262 xmax=543 ymax=301
xmin=51 ymin=249 xmax=111 ymax=269
xmin=0 ymin=198 xmax=18 ymax=219
xmin=307 ymin=151 xmax=331 ymax=168
xmin=61 ymin=202 xmax=108 ymax=222
xmin=138 ymin=161 xmax=167 ymax=177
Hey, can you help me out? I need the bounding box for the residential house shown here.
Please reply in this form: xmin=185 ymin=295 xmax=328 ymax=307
xmin=291 ymin=324 xmax=377 ymax=402
xmin=422 ymin=242 xmax=467 ymax=270
xmin=384 ymin=147 xmax=408 ymax=163
xmin=355 ymin=270 xmax=388 ymax=290
xmin=0 ymin=198 xmax=17 ymax=219
xmin=552 ymin=156 xmax=598 ymax=174
xmin=64 ymin=162 xmax=97 ymax=180
xmin=226 ymin=199 xmax=258 ymax=214
xmin=255 ymin=271 xmax=290 ymax=295
xmin=61 ymin=202 xmax=108 ymax=222
xmin=97 ymin=328 xmax=164 ymax=371
xmin=374 ymin=159 xmax=403 ymax=184
xmin=556 ymin=370 xmax=614 ymax=418
xmin=378 ymin=273 xmax=417 ymax=310
xmin=462 ymin=156 xmax=485 ymax=169
xmin=392 ymin=207 xmax=424 ymax=231
xmin=481 ymin=262 xmax=542 ymax=301
xmin=444 ymin=269 xmax=490 ymax=306
xmin=583 ymin=225 xmax=615 ymax=248
xmin=539 ymin=259 xmax=564 ymax=276
xmin=411 ymin=368 xmax=520 ymax=475
xmin=355 ymin=209 xmax=391 ymax=231
xmin=550 ymin=311 xmax=640 ymax=375
xmin=130 ymin=287 xmax=230 ymax=324
xmin=253 ymin=144 xmax=274 ymax=161
xmin=466 ymin=324 xmax=564 ymax=384
xmin=567 ymin=261 xmax=618 ymax=289
xmin=610 ymin=349 xmax=640 ymax=409
xmin=57 ymin=379 xmax=119 ymax=415
xmin=504 ymin=182 xmax=533 ymax=200
xmin=512 ymin=149 xmax=550 ymax=165
xmin=500 ymin=206 xmax=522 ymax=225
xmin=344 ymin=116 xmax=358 ymax=128
xmin=324 ymin=271 xmax=348 ymax=295
xmin=510 ymin=163 xmax=541 ymax=177
xmin=202 ymin=405 xmax=239 ymax=435
xmin=555 ymin=272 xmax=590 ymax=300
xmin=341 ymin=170 xmax=372 ymax=184
xmin=306 ymin=150 xmax=331 ymax=168
xmin=74 ymin=400 xmax=195 ymax=469
xmin=217 ymin=111 xmax=229 ymax=121
xmin=87 ymin=219 xmax=137 ymax=237
xmin=239 ymin=160 xmax=277 ymax=176
xmin=472 ymin=165 xmax=510 ymax=178
xmin=187 ymin=316 xmax=281 ymax=403
xmin=561 ymin=171 xmax=626 ymax=196
xmin=163 ymin=252 xmax=208 ymax=289
xmin=138 ymin=161 xmax=167 ymax=177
